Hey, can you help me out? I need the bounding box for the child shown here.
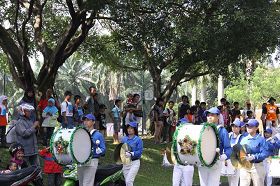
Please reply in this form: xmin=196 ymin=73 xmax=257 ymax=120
xmin=239 ymin=119 xmax=269 ymax=186
xmin=42 ymin=98 xmax=59 ymax=146
xmin=78 ymin=114 xmax=106 ymax=186
xmin=226 ymin=118 xmax=244 ymax=186
xmin=126 ymin=93 xmax=133 ymax=104
xmin=121 ymin=121 xmax=143 ymax=186
xmin=172 ymin=118 xmax=194 ymax=186
xmin=96 ymin=104 xmax=107 ymax=136
xmin=110 ymin=99 xmax=122 ymax=144
xmin=0 ymin=161 xmax=17 ymax=174
xmin=9 ymin=143 xmax=28 ymax=170
xmin=0 ymin=95 xmax=8 ymax=147
xmin=263 ymin=128 xmax=277 ymax=186
xmin=39 ymin=147 xmax=62 ymax=186
xmin=198 ymin=107 xmax=232 ymax=186
xmin=73 ymin=95 xmax=84 ymax=126
xmin=61 ymin=91 xmax=74 ymax=129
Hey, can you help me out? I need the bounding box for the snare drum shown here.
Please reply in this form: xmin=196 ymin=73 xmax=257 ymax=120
xmin=50 ymin=127 xmax=92 ymax=165
xmin=172 ymin=123 xmax=219 ymax=167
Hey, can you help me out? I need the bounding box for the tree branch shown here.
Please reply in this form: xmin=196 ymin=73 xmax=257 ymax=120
xmin=66 ymin=0 xmax=76 ymax=18
xmin=178 ymin=71 xmax=209 ymax=85
xmin=14 ymin=0 xmax=23 ymax=48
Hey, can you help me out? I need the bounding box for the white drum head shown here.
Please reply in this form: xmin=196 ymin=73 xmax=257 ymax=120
xmin=200 ymin=126 xmax=217 ymax=165
xmin=71 ymin=128 xmax=92 ymax=163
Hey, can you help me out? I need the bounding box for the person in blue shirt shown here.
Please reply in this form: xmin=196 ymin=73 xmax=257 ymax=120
xmin=77 ymin=114 xmax=106 ymax=186
xmin=240 ymin=121 xmax=249 ymax=137
xmin=110 ymin=99 xmax=122 ymax=144
xmin=121 ymin=121 xmax=143 ymax=186
xmin=198 ymin=107 xmax=232 ymax=186
xmin=239 ymin=119 xmax=269 ymax=186
xmin=263 ymin=128 xmax=278 ymax=186
xmin=226 ymin=118 xmax=244 ymax=186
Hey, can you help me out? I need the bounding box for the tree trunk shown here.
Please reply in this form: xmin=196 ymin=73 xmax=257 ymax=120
xmin=191 ymin=79 xmax=197 ymax=105
xmin=200 ymin=76 xmax=206 ymax=102
xmin=217 ymin=75 xmax=224 ymax=104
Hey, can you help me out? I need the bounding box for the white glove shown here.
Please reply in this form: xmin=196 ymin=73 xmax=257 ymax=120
xmin=96 ymin=147 xmax=102 ymax=154
xmin=216 ymin=148 xmax=220 ymax=153
xmin=125 ymin=152 xmax=132 ymax=157
xmin=245 ymin=155 xmax=255 ymax=161
xmin=219 ymin=154 xmax=227 ymax=161
xmin=96 ymin=140 xmax=100 ymax=145
xmin=271 ymin=138 xmax=276 ymax=144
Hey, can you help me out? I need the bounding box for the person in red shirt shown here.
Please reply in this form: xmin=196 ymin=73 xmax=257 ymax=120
xmin=39 ymin=147 xmax=62 ymax=186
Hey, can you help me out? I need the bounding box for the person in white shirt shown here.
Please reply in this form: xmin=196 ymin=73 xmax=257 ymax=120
xmin=61 ymin=91 xmax=74 ymax=128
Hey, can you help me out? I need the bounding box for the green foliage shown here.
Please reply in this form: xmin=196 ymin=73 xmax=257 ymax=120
xmin=225 ymin=66 xmax=280 ymax=108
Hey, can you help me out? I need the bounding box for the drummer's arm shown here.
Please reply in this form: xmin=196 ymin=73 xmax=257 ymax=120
xmin=98 ymin=134 xmax=106 ymax=154
xmin=132 ymin=138 xmax=143 ymax=158
xmin=253 ymin=139 xmax=270 ymax=161
xmin=222 ymin=129 xmax=232 ymax=159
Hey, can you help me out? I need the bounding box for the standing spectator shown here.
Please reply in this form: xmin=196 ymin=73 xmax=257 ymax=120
xmin=18 ymin=88 xmax=37 ymax=122
xmin=0 ymin=95 xmax=8 ymax=147
xmin=110 ymin=99 xmax=122 ymax=144
xmin=73 ymin=95 xmax=84 ymax=126
xmin=262 ymin=97 xmax=280 ymax=129
xmin=220 ymin=98 xmax=230 ymax=130
xmin=197 ymin=102 xmax=207 ymax=125
xmin=96 ymin=104 xmax=107 ymax=136
xmin=125 ymin=105 xmax=137 ymax=126
xmin=84 ymin=86 xmax=97 ymax=115
xmin=131 ymin=94 xmax=143 ymax=124
xmin=39 ymin=147 xmax=62 ymax=186
xmin=15 ymin=103 xmax=40 ymax=166
xmin=163 ymin=100 xmax=176 ymax=143
xmin=244 ymin=110 xmax=254 ymax=123
xmin=178 ymin=95 xmax=190 ymax=120
xmin=38 ymin=89 xmax=60 ymax=115
xmin=241 ymin=101 xmax=255 ymax=121
xmin=42 ymin=98 xmax=59 ymax=146
xmin=93 ymin=93 xmax=100 ymax=129
xmin=153 ymin=98 xmax=165 ymax=144
xmin=61 ymin=91 xmax=74 ymax=129
xmin=230 ymin=102 xmax=241 ymax=123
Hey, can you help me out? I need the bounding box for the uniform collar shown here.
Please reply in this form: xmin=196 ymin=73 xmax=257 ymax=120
xmin=90 ymin=129 xmax=96 ymax=135
xmin=248 ymin=133 xmax=259 ymax=139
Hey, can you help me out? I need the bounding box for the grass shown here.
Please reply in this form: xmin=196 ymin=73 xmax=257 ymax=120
xmin=0 ymin=136 xmax=227 ymax=186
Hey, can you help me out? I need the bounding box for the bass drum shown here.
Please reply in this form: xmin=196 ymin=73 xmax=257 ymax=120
xmin=172 ymin=123 xmax=219 ymax=167
xmin=50 ymin=127 xmax=92 ymax=165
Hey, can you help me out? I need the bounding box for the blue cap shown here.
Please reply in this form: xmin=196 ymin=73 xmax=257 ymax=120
xmin=231 ymin=118 xmax=241 ymax=127
xmin=179 ymin=118 xmax=189 ymax=123
xmin=205 ymin=107 xmax=220 ymax=115
xmin=48 ymin=98 xmax=55 ymax=104
xmin=246 ymin=119 xmax=259 ymax=127
xmin=240 ymin=121 xmax=245 ymax=127
xmin=83 ymin=114 xmax=96 ymax=121
xmin=128 ymin=121 xmax=138 ymax=128
xmin=265 ymin=128 xmax=273 ymax=134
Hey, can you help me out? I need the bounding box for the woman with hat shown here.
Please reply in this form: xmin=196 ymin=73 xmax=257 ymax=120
xmin=121 ymin=121 xmax=143 ymax=186
xmin=9 ymin=143 xmax=28 ymax=170
xmin=15 ymin=103 xmax=40 ymax=166
xmin=239 ymin=119 xmax=269 ymax=186
xmin=198 ymin=107 xmax=232 ymax=186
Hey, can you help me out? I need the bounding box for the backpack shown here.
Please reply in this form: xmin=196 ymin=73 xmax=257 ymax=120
xmin=6 ymin=120 xmax=17 ymax=144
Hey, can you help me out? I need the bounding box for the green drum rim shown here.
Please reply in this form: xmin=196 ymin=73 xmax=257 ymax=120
xmin=197 ymin=122 xmax=220 ymax=167
xmin=172 ymin=124 xmax=185 ymax=165
xmin=69 ymin=126 xmax=93 ymax=165
xmin=50 ymin=128 xmax=63 ymax=165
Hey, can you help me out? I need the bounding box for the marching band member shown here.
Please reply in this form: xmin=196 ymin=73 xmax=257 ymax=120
xmin=198 ymin=107 xmax=232 ymax=186
xmin=239 ymin=119 xmax=269 ymax=186
xmin=263 ymin=128 xmax=278 ymax=186
xmin=172 ymin=118 xmax=194 ymax=186
xmin=121 ymin=121 xmax=143 ymax=186
xmin=227 ymin=118 xmax=244 ymax=186
xmin=77 ymin=114 xmax=106 ymax=186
